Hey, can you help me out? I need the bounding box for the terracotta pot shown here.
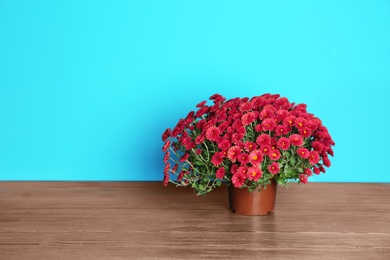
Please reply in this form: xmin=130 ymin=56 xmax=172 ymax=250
xmin=228 ymin=179 xmax=277 ymax=216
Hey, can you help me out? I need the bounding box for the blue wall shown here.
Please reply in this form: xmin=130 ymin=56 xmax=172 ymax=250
xmin=1 ymin=0 xmax=389 ymax=182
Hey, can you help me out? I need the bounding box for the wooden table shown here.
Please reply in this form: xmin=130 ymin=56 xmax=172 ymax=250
xmin=0 ymin=182 xmax=389 ymax=259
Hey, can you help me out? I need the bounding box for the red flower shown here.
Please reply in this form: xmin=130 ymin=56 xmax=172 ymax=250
xmin=205 ymin=126 xmax=221 ymax=141
xmin=256 ymin=134 xmax=271 ymax=146
xmin=299 ymin=174 xmax=308 ymax=184
xmin=283 ymin=115 xmax=296 ymax=127
xmin=239 ymin=102 xmax=253 ymax=112
xmin=319 ymin=165 xmax=326 ymax=173
xmin=230 ymin=164 xmax=239 ymax=175
xmin=164 ymin=163 xmax=170 ymax=175
xmin=262 ymin=118 xmax=276 ymax=131
xmin=196 ymin=149 xmax=202 ymax=155
xmin=238 ymin=153 xmax=250 ymax=164
xmin=177 ymin=171 xmax=185 ymax=182
xmin=295 ymin=117 xmax=307 ymax=129
xmin=311 ymin=141 xmax=324 ymax=153
xmin=217 ymin=139 xmax=231 ymax=151
xmin=237 ymin=165 xmax=248 ymax=176
xmin=299 ymin=127 xmax=312 ymax=138
xmin=323 ymin=156 xmax=331 ymax=167
xmin=268 ymin=162 xmax=280 ymax=175
xmin=260 ymin=145 xmax=271 ymax=155
xmin=290 ymin=134 xmax=303 ymax=146
xmin=241 ymin=111 xmax=258 ymax=126
xmin=180 ymin=153 xmax=189 ymax=162
xmin=297 ymin=147 xmax=310 ymax=159
xmin=162 ymin=128 xmax=171 ymax=142
xmin=277 ymin=137 xmax=290 ymax=150
xmin=227 ymin=146 xmax=241 ymax=162
xmin=275 ymin=125 xmax=288 ymax=136
xmin=163 ymin=151 xmax=170 ymax=163
xmin=195 ymin=134 xmax=205 ymax=144
xmin=172 ymin=164 xmax=178 ymax=173
xmin=231 ymin=132 xmax=245 ymax=144
xmin=244 ymin=142 xmax=257 ymax=152
xmin=216 ymin=167 xmax=225 ymax=179
xmin=304 ymin=168 xmax=312 ymax=176
xmin=309 ymin=150 xmax=320 ymax=165
xmin=196 ymin=100 xmax=207 ymax=108
xmin=327 ymin=147 xmax=334 ymax=157
xmin=313 ymin=167 xmax=320 ymax=175
xmin=249 ymin=150 xmax=263 ymax=165
xmin=211 ymin=152 xmax=225 ymax=166
xmin=247 ymin=166 xmax=262 ymax=181
xmin=162 ymin=140 xmax=171 ymax=152
xmin=232 ymin=172 xmax=246 ymax=188
xmin=163 ymin=174 xmax=169 ymax=186
xmin=269 ymin=149 xmax=281 ymax=161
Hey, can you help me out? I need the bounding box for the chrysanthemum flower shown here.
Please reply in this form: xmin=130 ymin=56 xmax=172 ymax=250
xmin=162 ymin=128 xmax=171 ymax=142
xmin=311 ymin=141 xmax=324 ymax=153
xmin=217 ymin=139 xmax=231 ymax=151
xmin=269 ymin=149 xmax=281 ymax=161
xmin=238 ymin=153 xmax=250 ymax=165
xmin=232 ymin=133 xmax=245 ymax=144
xmin=322 ymin=156 xmax=331 ymax=167
xmin=297 ymin=147 xmax=310 ymax=159
xmin=256 ymin=134 xmax=271 ymax=146
xmin=283 ymin=115 xmax=296 ymax=127
xmin=216 ymin=167 xmax=225 ymax=179
xmin=277 ymin=137 xmax=290 ymax=150
xmin=177 ymin=171 xmax=185 ymax=182
xmin=249 ymin=150 xmax=263 ymax=165
xmin=241 ymin=111 xmax=258 ymax=126
xmin=196 ymin=100 xmax=207 ymax=108
xmin=162 ymin=140 xmax=171 ymax=152
xmin=262 ymin=118 xmax=276 ymax=131
xmin=247 ymin=166 xmax=262 ymax=181
xmin=295 ymin=117 xmax=307 ymax=129
xmin=227 ymin=145 xmax=241 ymax=162
xmin=309 ymin=150 xmax=320 ymax=165
xmin=230 ymin=164 xmax=239 ymax=175
xmin=313 ymin=167 xmax=320 ymax=175
xmin=163 ymin=151 xmax=170 ymax=163
xmin=275 ymin=125 xmax=288 ymax=136
xmin=164 ymin=163 xmax=170 ymax=175
xmin=232 ymin=172 xmax=246 ymax=188
xmin=211 ymin=152 xmax=225 ymax=166
xmin=290 ymin=134 xmax=303 ymax=146
xmin=239 ymin=102 xmax=253 ymax=112
xmin=304 ymin=168 xmax=312 ymax=176
xmin=205 ymin=126 xmax=221 ymax=141
xmin=244 ymin=142 xmax=257 ymax=152
xmin=236 ymin=165 xmax=248 ymax=176
xmin=180 ymin=153 xmax=189 ymax=162
xmin=299 ymin=174 xmax=308 ymax=184
xmin=268 ymin=162 xmax=280 ymax=175
xmin=299 ymin=127 xmax=312 ymax=138
xmin=260 ymin=145 xmax=271 ymax=155
xmin=163 ymin=174 xmax=169 ymax=186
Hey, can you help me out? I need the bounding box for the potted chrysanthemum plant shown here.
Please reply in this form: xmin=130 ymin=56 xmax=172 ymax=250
xmin=162 ymin=93 xmax=335 ymax=215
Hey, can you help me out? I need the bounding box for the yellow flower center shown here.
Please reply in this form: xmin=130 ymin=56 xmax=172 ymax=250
xmin=252 ymin=171 xmax=257 ymax=177
xmin=253 ymin=155 xmax=258 ymax=160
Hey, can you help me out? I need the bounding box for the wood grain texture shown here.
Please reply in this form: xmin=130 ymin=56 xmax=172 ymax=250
xmin=0 ymin=182 xmax=389 ymax=260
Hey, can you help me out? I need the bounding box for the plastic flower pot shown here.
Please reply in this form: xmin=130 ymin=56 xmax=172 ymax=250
xmin=228 ymin=179 xmax=277 ymax=216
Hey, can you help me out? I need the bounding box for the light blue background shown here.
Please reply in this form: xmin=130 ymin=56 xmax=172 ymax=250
xmin=1 ymin=0 xmax=389 ymax=182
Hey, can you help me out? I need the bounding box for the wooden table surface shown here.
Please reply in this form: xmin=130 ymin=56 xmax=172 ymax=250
xmin=0 ymin=182 xmax=389 ymax=260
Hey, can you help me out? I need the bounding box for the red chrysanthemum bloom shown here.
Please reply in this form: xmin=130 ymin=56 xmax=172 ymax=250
xmin=313 ymin=167 xmax=320 ymax=175
xmin=180 ymin=153 xmax=189 ymax=162
xmin=299 ymin=174 xmax=308 ymax=184
xmin=277 ymin=137 xmax=290 ymax=150
xmin=275 ymin=125 xmax=288 ymax=136
xmin=227 ymin=146 xmax=241 ymax=162
xmin=236 ymin=165 xmax=248 ymax=176
xmin=239 ymin=101 xmax=253 ymax=112
xmin=319 ymin=165 xmax=326 ymax=173
xmin=195 ymin=106 xmax=209 ymax=118
xmin=269 ymin=149 xmax=281 ymax=161
xmin=247 ymin=166 xmax=262 ymax=181
xmin=260 ymin=145 xmax=271 ymax=155
xmin=254 ymin=124 xmax=263 ymax=132
xmin=259 ymin=107 xmax=274 ymax=120
xmin=163 ymin=174 xmax=169 ymax=186
xmin=323 ymin=156 xmax=331 ymax=167
xmin=231 ymin=133 xmax=245 ymax=144
xmin=195 ymin=134 xmax=205 ymax=145
xmin=217 ymin=139 xmax=231 ymax=151
xmin=311 ymin=141 xmax=324 ymax=153
xmin=283 ymin=115 xmax=296 ymax=127
xmin=230 ymin=164 xmax=239 ymax=175
xmin=211 ymin=152 xmax=225 ymax=166
xmin=304 ymin=168 xmax=312 ymax=176
xmin=172 ymin=164 xmax=178 ymax=173
xmin=205 ymin=126 xmax=221 ymax=141
xmin=196 ymin=119 xmax=206 ymax=129
xmin=177 ymin=171 xmax=185 ymax=182
xmin=290 ymin=134 xmax=303 ymax=146
xmin=262 ymin=118 xmax=276 ymax=131
xmin=216 ymin=167 xmax=225 ymax=179
xmin=256 ymin=134 xmax=271 ymax=146
xmin=232 ymin=172 xmax=246 ymax=188
xmin=196 ymin=149 xmax=202 ymax=155
xmin=162 ymin=140 xmax=171 ymax=152
xmin=196 ymin=100 xmax=207 ymax=108
xmin=241 ymin=111 xmax=258 ymax=126
xmin=327 ymin=147 xmax=334 ymax=157
xmin=237 ymin=153 xmax=250 ymax=164
xmin=162 ymin=128 xmax=171 ymax=142
xmin=297 ymin=147 xmax=310 ymax=159
xmin=249 ymin=150 xmax=263 ymax=165
xmin=295 ymin=117 xmax=307 ymax=129
xmin=275 ymin=109 xmax=289 ymax=121
xmin=309 ymin=150 xmax=320 ymax=165
xmin=244 ymin=142 xmax=257 ymax=152
xmin=164 ymin=163 xmax=170 ymax=175
xmin=268 ymin=162 xmax=280 ymax=175
xmin=163 ymin=151 xmax=170 ymax=163
xmin=299 ymin=127 xmax=312 ymax=138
